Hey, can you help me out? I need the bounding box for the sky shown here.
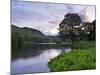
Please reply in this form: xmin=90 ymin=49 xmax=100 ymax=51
xmin=12 ymin=0 xmax=96 ymax=35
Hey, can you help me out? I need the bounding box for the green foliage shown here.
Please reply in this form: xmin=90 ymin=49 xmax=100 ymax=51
xmin=88 ymin=20 xmax=96 ymax=41
xmin=11 ymin=31 xmax=24 ymax=49
xmin=48 ymin=41 xmax=96 ymax=72
xmin=81 ymin=20 xmax=96 ymax=41
xmin=72 ymin=41 xmax=95 ymax=49
xmin=48 ymin=48 xmax=96 ymax=72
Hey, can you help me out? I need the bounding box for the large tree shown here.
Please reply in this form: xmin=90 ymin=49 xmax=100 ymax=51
xmin=91 ymin=20 xmax=96 ymax=40
xmin=85 ymin=20 xmax=96 ymax=41
xmin=59 ymin=13 xmax=82 ymax=41
xmin=80 ymin=20 xmax=96 ymax=41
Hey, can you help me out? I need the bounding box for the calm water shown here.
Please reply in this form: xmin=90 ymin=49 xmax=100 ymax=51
xmin=11 ymin=45 xmax=71 ymax=74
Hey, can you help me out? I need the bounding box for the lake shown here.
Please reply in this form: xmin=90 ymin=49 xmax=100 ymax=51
xmin=11 ymin=45 xmax=71 ymax=74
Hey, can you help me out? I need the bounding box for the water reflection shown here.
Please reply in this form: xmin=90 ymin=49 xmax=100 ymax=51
xmin=11 ymin=47 xmax=71 ymax=74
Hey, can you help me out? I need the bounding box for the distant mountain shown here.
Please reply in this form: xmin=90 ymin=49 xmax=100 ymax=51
xmin=47 ymin=35 xmax=61 ymax=42
xmin=11 ymin=25 xmax=49 ymax=43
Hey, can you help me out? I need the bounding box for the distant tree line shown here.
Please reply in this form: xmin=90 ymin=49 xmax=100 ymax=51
xmin=11 ymin=32 xmax=24 ymax=49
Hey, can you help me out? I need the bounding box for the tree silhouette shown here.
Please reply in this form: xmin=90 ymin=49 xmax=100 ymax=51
xmin=59 ymin=13 xmax=82 ymax=41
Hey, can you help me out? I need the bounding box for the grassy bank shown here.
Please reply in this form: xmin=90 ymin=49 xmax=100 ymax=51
xmin=48 ymin=41 xmax=96 ymax=72
xmin=72 ymin=41 xmax=95 ymax=49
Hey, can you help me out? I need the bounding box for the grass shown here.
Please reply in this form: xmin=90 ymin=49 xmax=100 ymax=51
xmin=72 ymin=41 xmax=95 ymax=49
xmin=48 ymin=41 xmax=96 ymax=72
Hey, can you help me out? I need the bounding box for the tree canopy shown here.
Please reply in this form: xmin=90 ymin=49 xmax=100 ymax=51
xmin=59 ymin=13 xmax=82 ymax=41
xmin=59 ymin=13 xmax=96 ymax=41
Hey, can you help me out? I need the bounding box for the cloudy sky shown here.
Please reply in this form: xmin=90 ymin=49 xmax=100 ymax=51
xmin=12 ymin=0 xmax=95 ymax=35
